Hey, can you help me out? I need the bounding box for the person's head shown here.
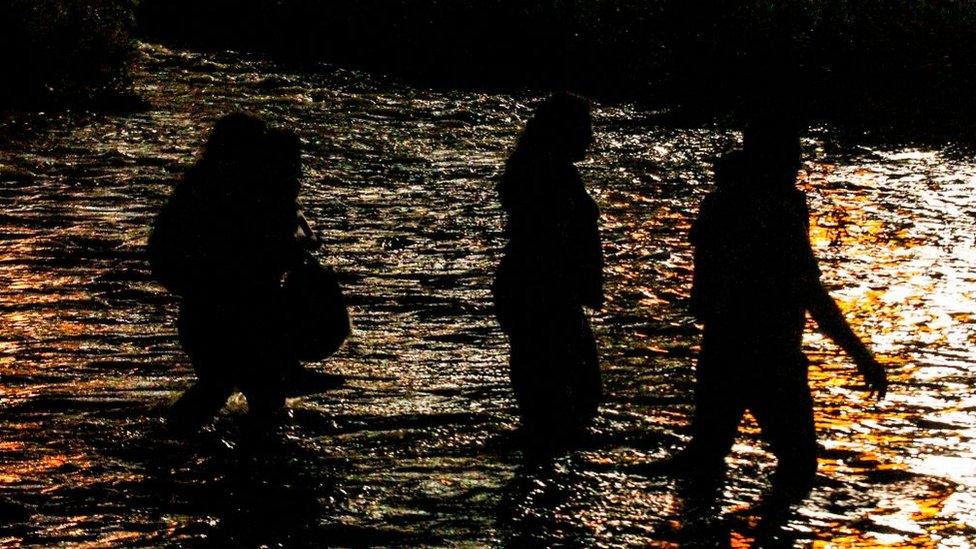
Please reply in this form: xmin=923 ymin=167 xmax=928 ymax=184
xmin=742 ymin=113 xmax=802 ymax=187
xmin=713 ymin=149 xmax=748 ymax=189
xmin=518 ymin=92 xmax=593 ymax=161
xmin=201 ymin=112 xmax=270 ymax=172
xmin=196 ymin=113 xmax=303 ymax=210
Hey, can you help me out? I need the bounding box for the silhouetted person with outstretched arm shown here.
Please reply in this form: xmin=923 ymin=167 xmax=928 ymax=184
xmin=148 ymin=113 xmax=309 ymax=432
xmin=682 ymin=118 xmax=888 ymax=498
xmin=493 ymin=93 xmax=603 ymax=442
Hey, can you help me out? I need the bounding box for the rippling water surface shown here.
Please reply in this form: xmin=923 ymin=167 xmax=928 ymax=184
xmin=1 ymin=43 xmax=975 ymax=546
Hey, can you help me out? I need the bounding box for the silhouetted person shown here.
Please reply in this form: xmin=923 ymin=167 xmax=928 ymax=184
xmin=148 ymin=113 xmax=308 ymax=432
xmin=683 ymin=118 xmax=888 ymax=498
xmin=493 ymin=93 xmax=603 ymax=441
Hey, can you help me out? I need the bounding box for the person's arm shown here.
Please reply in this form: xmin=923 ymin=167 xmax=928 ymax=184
xmin=807 ymin=283 xmax=887 ymax=398
xmin=798 ymin=197 xmax=887 ymax=399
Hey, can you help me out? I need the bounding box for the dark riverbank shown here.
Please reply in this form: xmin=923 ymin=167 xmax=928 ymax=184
xmin=134 ymin=0 xmax=976 ymax=138
xmin=1 ymin=1 xmax=139 ymax=110
xmin=6 ymin=1 xmax=976 ymax=139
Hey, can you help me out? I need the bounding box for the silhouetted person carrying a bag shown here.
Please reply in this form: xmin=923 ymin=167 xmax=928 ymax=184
xmin=682 ymin=116 xmax=888 ymax=498
xmin=493 ymin=93 xmax=604 ymax=442
xmin=148 ymin=113 xmax=348 ymax=433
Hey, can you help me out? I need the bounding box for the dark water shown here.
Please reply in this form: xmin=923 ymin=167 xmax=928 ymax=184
xmin=1 ymin=43 xmax=975 ymax=547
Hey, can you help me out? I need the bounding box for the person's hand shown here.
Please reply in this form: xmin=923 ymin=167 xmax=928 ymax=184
xmin=856 ymin=355 xmax=888 ymax=401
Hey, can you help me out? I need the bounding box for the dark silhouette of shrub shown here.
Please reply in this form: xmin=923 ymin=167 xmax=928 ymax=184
xmin=1 ymin=0 xmax=136 ymax=109
xmin=668 ymin=0 xmax=976 ymax=135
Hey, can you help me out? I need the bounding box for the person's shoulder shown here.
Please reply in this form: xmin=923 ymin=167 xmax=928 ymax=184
xmin=691 ymin=189 xmax=725 ymax=239
xmin=698 ymin=187 xmax=732 ymax=212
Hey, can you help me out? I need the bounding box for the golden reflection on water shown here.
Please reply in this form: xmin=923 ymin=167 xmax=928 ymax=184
xmin=796 ymin=156 xmax=976 ymax=546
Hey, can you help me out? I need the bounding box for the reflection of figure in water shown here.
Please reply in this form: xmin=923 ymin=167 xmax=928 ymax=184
xmin=149 ymin=113 xmax=315 ymax=431
xmin=493 ymin=93 xmax=604 ymax=441
xmin=681 ymin=117 xmax=888 ymax=499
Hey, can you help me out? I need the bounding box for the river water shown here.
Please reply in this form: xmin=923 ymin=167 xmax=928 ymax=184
xmin=1 ymin=43 xmax=975 ymax=547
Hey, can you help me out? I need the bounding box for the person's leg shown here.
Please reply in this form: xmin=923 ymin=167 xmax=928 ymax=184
xmin=509 ymin=295 xmax=605 ymax=444
xmin=232 ymin=294 xmax=292 ymax=429
xmin=509 ymin=318 xmax=581 ymax=440
xmin=508 ymin=330 xmax=554 ymax=433
xmin=572 ymin=310 xmax=602 ymax=425
xmin=237 ymin=353 xmax=288 ymax=429
xmin=751 ymin=369 xmax=818 ymax=500
xmin=683 ymin=357 xmax=746 ymax=475
xmin=167 ymin=354 xmax=235 ymax=433
xmin=168 ymin=302 xmax=237 ymax=432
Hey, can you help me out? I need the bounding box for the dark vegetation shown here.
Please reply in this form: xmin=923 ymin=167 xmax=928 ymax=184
xmin=679 ymin=1 xmax=976 ymax=137
xmin=0 ymin=0 xmax=138 ymax=109
xmin=136 ymin=0 xmax=976 ymax=137
xmin=3 ymin=0 xmax=976 ymax=137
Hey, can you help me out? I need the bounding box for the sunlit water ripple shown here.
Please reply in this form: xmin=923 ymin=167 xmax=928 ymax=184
xmin=1 ymin=43 xmax=975 ymax=546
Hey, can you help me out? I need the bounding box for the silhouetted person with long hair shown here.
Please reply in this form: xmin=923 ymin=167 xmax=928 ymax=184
xmin=493 ymin=93 xmax=603 ymax=442
xmin=682 ymin=116 xmax=888 ymax=498
xmin=149 ymin=113 xmax=309 ymax=432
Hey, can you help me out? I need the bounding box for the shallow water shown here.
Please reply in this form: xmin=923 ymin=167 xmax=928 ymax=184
xmin=1 ymin=43 xmax=975 ymax=547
